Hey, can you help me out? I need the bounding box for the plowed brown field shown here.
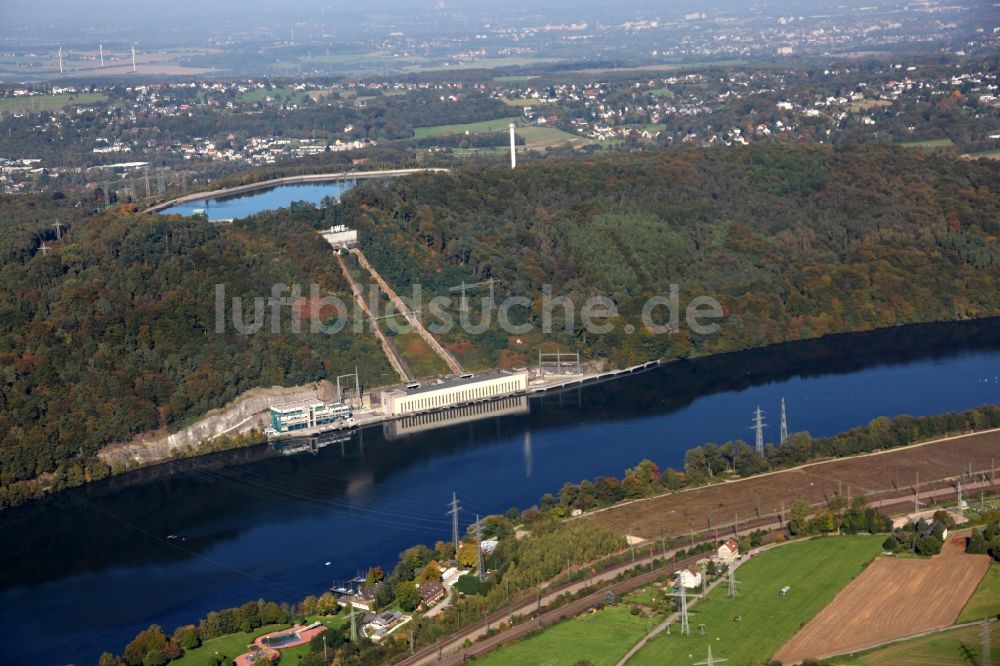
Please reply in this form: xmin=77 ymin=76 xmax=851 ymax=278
xmin=773 ymin=537 xmax=991 ymax=664
xmin=585 ymin=428 xmax=1000 ymax=540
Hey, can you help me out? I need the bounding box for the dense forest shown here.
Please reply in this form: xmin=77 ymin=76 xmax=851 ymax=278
xmin=344 ymin=144 xmax=1000 ymax=368
xmin=6 ymin=144 xmax=1000 ymax=508
xmin=0 ymin=198 xmax=391 ymax=507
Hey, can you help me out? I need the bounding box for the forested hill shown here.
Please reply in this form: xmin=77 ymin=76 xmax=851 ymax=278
xmin=0 ymin=203 xmax=391 ymax=507
xmin=347 ymin=144 xmax=1000 ymax=367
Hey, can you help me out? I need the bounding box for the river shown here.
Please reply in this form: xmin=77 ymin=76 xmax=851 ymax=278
xmin=2 ymin=318 xmax=1000 ymax=665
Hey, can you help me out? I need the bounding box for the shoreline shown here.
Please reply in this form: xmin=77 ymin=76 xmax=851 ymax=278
xmin=144 ymin=167 xmax=450 ymax=212
xmin=7 ymin=313 xmax=1000 ymax=510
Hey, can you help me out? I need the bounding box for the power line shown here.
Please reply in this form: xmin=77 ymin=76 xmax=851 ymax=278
xmin=474 ymin=513 xmax=485 ymax=581
xmin=751 ymin=405 xmax=766 ymax=454
xmin=670 ymin=581 xmax=690 ymax=635
xmin=448 ymin=492 xmax=461 ymax=554
xmin=984 ymin=618 xmax=992 ymax=666
xmin=780 ymin=398 xmax=788 ymax=444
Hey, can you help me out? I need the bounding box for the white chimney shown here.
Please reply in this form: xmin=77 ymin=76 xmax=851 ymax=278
xmin=509 ymin=123 xmax=516 ymax=169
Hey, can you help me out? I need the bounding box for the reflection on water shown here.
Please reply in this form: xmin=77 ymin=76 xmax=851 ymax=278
xmin=2 ymin=318 xmax=1000 ymax=665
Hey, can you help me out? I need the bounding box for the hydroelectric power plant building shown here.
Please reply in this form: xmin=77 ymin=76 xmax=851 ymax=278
xmin=379 ymin=370 xmax=529 ymax=417
xmin=269 ymin=399 xmax=353 ymax=434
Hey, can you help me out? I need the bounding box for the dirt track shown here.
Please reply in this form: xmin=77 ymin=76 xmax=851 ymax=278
xmin=773 ymin=537 xmax=992 ymax=664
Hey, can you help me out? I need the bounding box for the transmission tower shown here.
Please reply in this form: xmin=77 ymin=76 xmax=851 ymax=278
xmin=447 ymin=492 xmax=461 ymax=553
xmin=475 ymin=514 xmax=485 ymax=581
xmin=52 ymin=219 xmax=64 ymax=240
xmin=752 ymin=406 xmax=767 ymax=454
xmin=780 ymin=398 xmax=788 ymax=444
xmin=985 ymin=618 xmax=992 ymax=666
xmin=693 ymin=645 xmax=728 ymax=666
xmin=727 ymin=567 xmax=740 ymax=598
xmin=670 ymin=582 xmax=690 ymax=635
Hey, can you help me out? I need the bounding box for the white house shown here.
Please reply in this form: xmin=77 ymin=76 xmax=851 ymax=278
xmin=716 ymin=539 xmax=740 ymax=564
xmin=675 ymin=567 xmax=702 ymax=589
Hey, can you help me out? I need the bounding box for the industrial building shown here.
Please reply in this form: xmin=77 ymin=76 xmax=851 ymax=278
xmin=379 ymin=370 xmax=529 ymax=417
xmin=269 ymin=398 xmax=352 ymax=433
xmin=318 ymin=224 xmax=358 ymax=249
xmin=383 ymin=395 xmax=528 ymax=439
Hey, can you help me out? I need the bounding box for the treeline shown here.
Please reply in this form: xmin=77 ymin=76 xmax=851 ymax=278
xmin=347 ymin=144 xmax=1000 ymax=368
xmin=99 ymin=596 xmax=345 ymax=666
xmin=0 ymin=201 xmax=392 ymax=508
xmin=104 ymin=517 xmax=625 ymax=666
xmin=966 ymin=515 xmax=1000 ymax=562
xmin=533 ymin=403 xmax=1000 ymax=516
xmin=883 ymin=512 xmax=956 ymax=557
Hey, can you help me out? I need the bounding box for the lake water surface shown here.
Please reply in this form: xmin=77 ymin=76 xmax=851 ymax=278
xmin=160 ymin=180 xmax=358 ymax=220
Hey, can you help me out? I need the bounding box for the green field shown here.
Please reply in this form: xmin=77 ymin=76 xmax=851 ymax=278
xmin=629 ymin=536 xmax=883 ymax=666
xmin=650 ymin=87 xmax=675 ymax=98
xmin=451 ymin=146 xmax=508 ymax=157
xmin=172 ymin=616 xmax=346 ymax=666
xmin=238 ymin=86 xmax=318 ymax=105
xmin=494 ymin=75 xmax=538 ymax=83
xmin=500 ymin=96 xmax=555 ymax=107
xmin=412 ymin=117 xmax=522 ymax=140
xmin=900 ymin=138 xmax=954 ymax=148
xmin=0 ymin=92 xmax=107 ymax=114
xmin=965 ymin=150 xmax=1000 ymax=160
xmin=172 ymin=624 xmax=287 ymax=666
xmin=480 ymin=537 xmax=882 ymax=666
xmin=515 ymin=125 xmax=591 ymax=149
xmin=830 ymin=621 xmax=999 ymax=666
xmin=404 ymin=57 xmax=560 ymax=73
xmin=958 ymin=564 xmax=1000 ymax=623
xmin=478 ymin=595 xmax=662 ymax=666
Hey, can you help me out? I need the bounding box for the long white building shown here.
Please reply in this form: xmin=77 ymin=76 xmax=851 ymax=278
xmin=380 ymin=370 xmax=528 ymax=417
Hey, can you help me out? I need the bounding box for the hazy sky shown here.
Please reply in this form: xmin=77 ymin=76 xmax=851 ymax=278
xmin=2 ymin=0 xmax=705 ymax=27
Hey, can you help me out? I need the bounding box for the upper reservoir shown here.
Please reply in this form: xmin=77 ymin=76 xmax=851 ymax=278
xmin=1 ymin=318 xmax=999 ymax=665
xmin=160 ymin=179 xmax=359 ymax=220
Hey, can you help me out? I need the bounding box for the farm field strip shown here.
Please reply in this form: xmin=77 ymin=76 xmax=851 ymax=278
xmin=585 ymin=429 xmax=1000 ymax=541
xmin=412 ymin=117 xmax=522 ymax=139
xmin=829 ymin=620 xmax=999 ymax=666
xmin=774 ymin=538 xmax=992 ymax=664
xmin=627 ymin=536 xmax=885 ymax=666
